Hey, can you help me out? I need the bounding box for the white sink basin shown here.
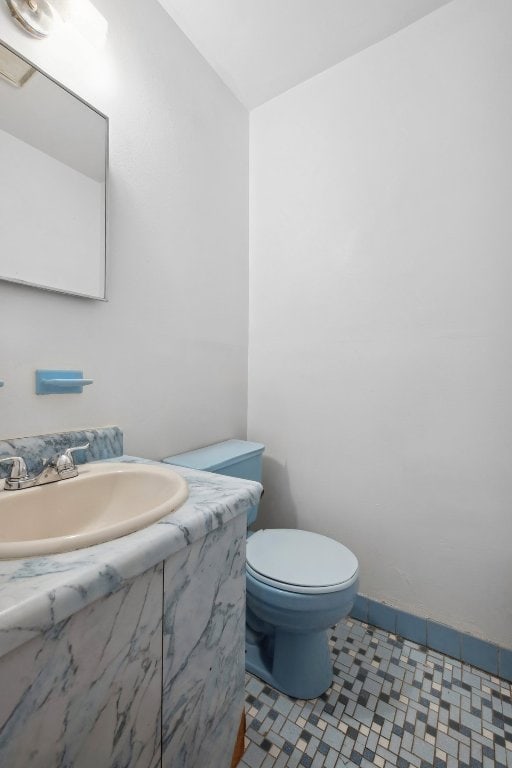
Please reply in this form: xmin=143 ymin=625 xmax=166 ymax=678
xmin=0 ymin=462 xmax=188 ymax=559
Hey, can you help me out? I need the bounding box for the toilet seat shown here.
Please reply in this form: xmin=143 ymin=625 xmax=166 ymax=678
xmin=246 ymin=529 xmax=359 ymax=595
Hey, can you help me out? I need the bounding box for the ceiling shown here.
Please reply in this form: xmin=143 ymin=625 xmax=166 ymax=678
xmin=156 ymin=0 xmax=453 ymax=109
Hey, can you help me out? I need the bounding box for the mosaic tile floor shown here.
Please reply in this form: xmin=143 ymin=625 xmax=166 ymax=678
xmin=239 ymin=618 xmax=512 ymax=768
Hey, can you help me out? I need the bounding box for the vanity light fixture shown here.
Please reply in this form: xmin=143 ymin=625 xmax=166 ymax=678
xmin=0 ymin=43 xmax=35 ymax=86
xmin=4 ymin=0 xmax=108 ymax=49
xmin=5 ymin=0 xmax=55 ymax=39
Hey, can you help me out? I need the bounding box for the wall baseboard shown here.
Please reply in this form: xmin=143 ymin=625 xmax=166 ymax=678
xmin=351 ymin=595 xmax=512 ymax=683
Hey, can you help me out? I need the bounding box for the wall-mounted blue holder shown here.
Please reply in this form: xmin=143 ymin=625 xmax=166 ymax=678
xmin=35 ymin=370 xmax=94 ymax=395
xmin=0 ymin=380 xmax=4 ymax=388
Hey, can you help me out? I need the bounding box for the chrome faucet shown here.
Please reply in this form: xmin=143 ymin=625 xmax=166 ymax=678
xmin=0 ymin=443 xmax=89 ymax=490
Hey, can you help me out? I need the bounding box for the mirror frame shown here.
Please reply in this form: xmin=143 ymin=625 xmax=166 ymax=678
xmin=0 ymin=38 xmax=109 ymax=301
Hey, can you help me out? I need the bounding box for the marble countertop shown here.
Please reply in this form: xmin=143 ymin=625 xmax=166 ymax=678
xmin=0 ymin=456 xmax=262 ymax=659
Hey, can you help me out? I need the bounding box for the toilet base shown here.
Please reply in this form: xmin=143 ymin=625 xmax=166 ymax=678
xmin=245 ymin=625 xmax=333 ymax=699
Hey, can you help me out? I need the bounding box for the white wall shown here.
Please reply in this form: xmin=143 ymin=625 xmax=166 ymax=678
xmin=0 ymin=0 xmax=249 ymax=457
xmin=249 ymin=0 xmax=512 ymax=647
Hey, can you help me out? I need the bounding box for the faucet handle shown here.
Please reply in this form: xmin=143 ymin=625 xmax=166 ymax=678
xmin=64 ymin=443 xmax=90 ymax=465
xmin=0 ymin=456 xmax=29 ymax=481
xmin=54 ymin=443 xmax=90 ymax=477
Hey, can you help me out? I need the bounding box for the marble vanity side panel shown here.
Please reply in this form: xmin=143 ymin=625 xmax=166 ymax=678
xmin=0 ymin=426 xmax=123 ymax=477
xmin=162 ymin=514 xmax=246 ymax=768
xmin=0 ymin=562 xmax=162 ymax=768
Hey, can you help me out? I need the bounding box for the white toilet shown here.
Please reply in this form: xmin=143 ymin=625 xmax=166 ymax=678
xmin=163 ymin=440 xmax=359 ymax=699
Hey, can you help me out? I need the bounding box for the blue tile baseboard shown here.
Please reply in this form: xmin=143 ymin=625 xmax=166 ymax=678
xmin=351 ymin=595 xmax=512 ymax=683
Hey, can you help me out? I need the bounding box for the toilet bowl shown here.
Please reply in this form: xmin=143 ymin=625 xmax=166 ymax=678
xmin=246 ymin=528 xmax=358 ymax=698
xmin=162 ymin=440 xmax=359 ymax=699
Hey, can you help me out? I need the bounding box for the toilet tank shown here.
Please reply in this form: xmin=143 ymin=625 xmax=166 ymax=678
xmin=162 ymin=439 xmax=264 ymax=526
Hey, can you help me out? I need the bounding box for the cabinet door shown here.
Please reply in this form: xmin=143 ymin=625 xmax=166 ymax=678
xmin=162 ymin=515 xmax=246 ymax=768
xmin=0 ymin=564 xmax=162 ymax=768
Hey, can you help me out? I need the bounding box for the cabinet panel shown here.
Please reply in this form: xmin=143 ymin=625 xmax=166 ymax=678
xmin=162 ymin=516 xmax=246 ymax=768
xmin=0 ymin=564 xmax=163 ymax=768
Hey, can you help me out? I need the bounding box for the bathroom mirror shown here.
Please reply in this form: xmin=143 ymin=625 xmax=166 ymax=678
xmin=0 ymin=40 xmax=108 ymax=299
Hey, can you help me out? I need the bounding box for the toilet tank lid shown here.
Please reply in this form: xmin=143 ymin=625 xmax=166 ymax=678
xmin=247 ymin=529 xmax=359 ymax=591
xmin=162 ymin=439 xmax=265 ymax=472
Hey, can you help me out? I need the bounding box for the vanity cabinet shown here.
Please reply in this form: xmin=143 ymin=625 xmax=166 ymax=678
xmin=0 ymin=515 xmax=246 ymax=768
xmin=0 ymin=564 xmax=163 ymax=767
xmin=162 ymin=515 xmax=246 ymax=767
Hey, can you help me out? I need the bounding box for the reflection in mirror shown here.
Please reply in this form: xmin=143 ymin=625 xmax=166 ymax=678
xmin=0 ymin=41 xmax=108 ymax=299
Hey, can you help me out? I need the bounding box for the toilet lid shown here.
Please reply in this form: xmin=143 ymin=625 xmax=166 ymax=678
xmin=246 ymin=529 xmax=359 ymax=595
